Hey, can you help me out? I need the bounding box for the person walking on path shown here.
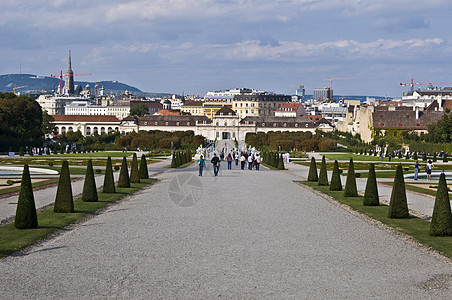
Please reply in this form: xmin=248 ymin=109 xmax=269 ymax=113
xmin=227 ymin=153 xmax=232 ymax=170
xmin=414 ymin=160 xmax=421 ymax=180
xmin=248 ymin=154 xmax=254 ymax=170
xmin=240 ymin=153 xmax=246 ymax=170
xmin=255 ymin=153 xmax=261 ymax=170
xmin=197 ymin=155 xmax=206 ymax=176
xmin=426 ymin=159 xmax=433 ymax=181
xmin=211 ymin=153 xmax=220 ymax=176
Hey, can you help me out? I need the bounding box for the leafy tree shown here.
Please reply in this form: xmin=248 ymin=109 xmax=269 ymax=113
xmin=363 ymin=163 xmax=379 ymax=206
xmin=42 ymin=110 xmax=55 ymax=134
xmin=54 ymin=161 xmax=74 ymax=213
xmin=130 ymin=103 xmax=148 ymax=117
xmin=344 ymin=158 xmax=358 ymax=197
xmin=388 ymin=165 xmax=409 ymax=218
xmin=318 ymin=156 xmax=328 ymax=186
xmin=430 ymin=173 xmax=452 ymax=236
xmin=307 ymin=157 xmax=318 ymax=182
xmin=329 ymin=160 xmax=342 ymax=191
xmin=103 ymin=157 xmax=116 ymax=193
xmin=81 ymin=159 xmax=98 ymax=202
xmin=117 ymin=157 xmax=130 ymax=187
xmin=15 ymin=165 xmax=38 ymax=229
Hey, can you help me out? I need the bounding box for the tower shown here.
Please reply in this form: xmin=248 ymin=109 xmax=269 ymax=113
xmin=63 ymin=50 xmax=74 ymax=95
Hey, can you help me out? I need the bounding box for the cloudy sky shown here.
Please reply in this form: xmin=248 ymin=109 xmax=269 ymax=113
xmin=1 ymin=0 xmax=452 ymax=97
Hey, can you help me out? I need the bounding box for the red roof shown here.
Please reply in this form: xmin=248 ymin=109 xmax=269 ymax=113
xmin=275 ymin=102 xmax=301 ymax=112
xmin=156 ymin=109 xmax=180 ymax=116
xmin=51 ymin=115 xmax=120 ymax=122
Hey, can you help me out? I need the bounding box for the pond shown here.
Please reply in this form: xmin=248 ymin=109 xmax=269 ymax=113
xmin=0 ymin=166 xmax=59 ymax=176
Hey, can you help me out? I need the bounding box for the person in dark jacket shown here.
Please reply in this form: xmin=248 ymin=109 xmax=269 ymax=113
xmin=211 ymin=153 xmax=220 ymax=176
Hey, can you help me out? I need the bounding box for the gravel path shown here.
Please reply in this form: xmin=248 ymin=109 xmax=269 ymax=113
xmin=1 ymin=162 xmax=451 ymax=299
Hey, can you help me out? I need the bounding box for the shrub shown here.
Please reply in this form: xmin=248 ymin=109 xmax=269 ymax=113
xmin=277 ymin=155 xmax=285 ymax=170
xmin=103 ymin=157 xmax=115 ymax=193
xmin=117 ymin=157 xmax=130 ymax=188
xmin=139 ymin=154 xmax=149 ymax=179
xmin=329 ymin=160 xmax=342 ymax=191
xmin=130 ymin=153 xmax=140 ymax=183
xmin=344 ymin=158 xmax=358 ymax=197
xmin=433 ymin=152 xmax=437 ymax=162
xmin=388 ymin=165 xmax=409 ymax=218
xmin=171 ymin=152 xmax=177 ymax=168
xmin=54 ymin=160 xmax=74 ymax=213
xmin=19 ymin=147 xmax=24 ymax=156
xmin=14 ymin=165 xmax=38 ymax=229
xmin=430 ymin=173 xmax=452 ymax=236
xmin=318 ymin=156 xmax=328 ymax=186
xmin=114 ymin=165 xmax=120 ymax=171
xmin=363 ymin=163 xmax=379 ymax=206
xmin=443 ymin=153 xmax=448 ymax=163
xmin=81 ymin=159 xmax=98 ymax=202
xmin=307 ymin=157 xmax=318 ymax=182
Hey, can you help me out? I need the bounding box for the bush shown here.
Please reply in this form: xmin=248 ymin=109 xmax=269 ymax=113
xmin=318 ymin=156 xmax=328 ymax=186
xmin=103 ymin=157 xmax=115 ymax=193
xmin=117 ymin=157 xmax=130 ymax=188
xmin=388 ymin=165 xmax=409 ymax=218
xmin=344 ymin=159 xmax=358 ymax=197
xmin=139 ymin=154 xmax=149 ymax=179
xmin=14 ymin=165 xmax=38 ymax=229
xmin=363 ymin=163 xmax=379 ymax=206
xmin=329 ymin=160 xmax=342 ymax=191
xmin=114 ymin=165 xmax=120 ymax=171
xmin=129 ymin=153 xmax=140 ymax=183
xmin=81 ymin=159 xmax=98 ymax=202
xmin=307 ymin=157 xmax=318 ymax=182
xmin=430 ymin=173 xmax=452 ymax=236
xmin=54 ymin=160 xmax=74 ymax=213
xmin=277 ymin=155 xmax=285 ymax=170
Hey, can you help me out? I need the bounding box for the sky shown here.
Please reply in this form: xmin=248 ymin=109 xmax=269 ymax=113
xmin=1 ymin=0 xmax=452 ymax=97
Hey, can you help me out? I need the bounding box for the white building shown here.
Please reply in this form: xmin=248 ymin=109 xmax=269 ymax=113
xmin=37 ymin=95 xmax=89 ymax=115
xmin=65 ymin=101 xmax=106 ymax=115
xmin=51 ymin=115 xmax=121 ymax=136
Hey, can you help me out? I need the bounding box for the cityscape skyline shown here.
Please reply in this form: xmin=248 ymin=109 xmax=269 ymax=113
xmin=1 ymin=1 xmax=452 ymax=97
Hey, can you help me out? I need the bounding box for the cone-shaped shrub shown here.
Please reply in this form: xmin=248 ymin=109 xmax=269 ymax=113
xmin=430 ymin=173 xmax=452 ymax=236
xmin=81 ymin=159 xmax=98 ymax=202
xmin=318 ymin=156 xmax=329 ymax=186
xmin=277 ymin=155 xmax=285 ymax=170
xmin=117 ymin=157 xmax=130 ymax=188
xmin=444 ymin=153 xmax=448 ymax=162
xmin=54 ymin=160 xmax=74 ymax=213
xmin=388 ymin=165 xmax=409 ymax=219
xmin=329 ymin=160 xmax=342 ymax=191
xmin=19 ymin=146 xmax=25 ymax=156
xmin=103 ymin=157 xmax=115 ymax=193
xmin=307 ymin=157 xmax=318 ymax=182
xmin=130 ymin=153 xmax=140 ymax=183
xmin=422 ymin=153 xmax=427 ymax=161
xmin=413 ymin=152 xmax=418 ymax=160
xmin=171 ymin=152 xmax=177 ymax=168
xmin=433 ymin=152 xmax=437 ymax=162
xmin=363 ymin=163 xmax=379 ymax=206
xmin=139 ymin=154 xmax=149 ymax=179
xmin=15 ymin=165 xmax=38 ymax=229
xmin=398 ymin=151 xmax=402 ymax=159
xmin=344 ymin=158 xmax=358 ymax=197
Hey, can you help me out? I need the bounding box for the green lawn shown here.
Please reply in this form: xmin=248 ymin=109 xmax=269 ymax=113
xmin=300 ymin=181 xmax=452 ymax=258
xmin=0 ymin=178 xmax=157 ymax=259
xmin=0 ymin=178 xmax=63 ymax=196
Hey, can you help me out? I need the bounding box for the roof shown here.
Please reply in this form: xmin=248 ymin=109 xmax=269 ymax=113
xmin=301 ymin=115 xmax=323 ymax=122
xmin=156 ymin=109 xmax=180 ymax=116
xmin=240 ymin=116 xmax=315 ymax=128
xmin=372 ymin=109 xmax=444 ymax=130
xmin=130 ymin=100 xmax=163 ymax=109
xmin=139 ymin=114 xmax=211 ymax=126
xmin=183 ymin=100 xmax=204 ymax=107
xmin=275 ymin=102 xmax=301 ymax=112
xmin=51 ymin=115 xmax=121 ymax=123
xmin=215 ymin=105 xmax=236 ymax=116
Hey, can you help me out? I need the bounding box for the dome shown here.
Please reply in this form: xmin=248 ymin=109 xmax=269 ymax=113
xmin=163 ymin=99 xmax=172 ymax=104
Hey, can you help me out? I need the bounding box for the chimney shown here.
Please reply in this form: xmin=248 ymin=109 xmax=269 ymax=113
xmin=415 ymin=106 xmax=419 ymax=120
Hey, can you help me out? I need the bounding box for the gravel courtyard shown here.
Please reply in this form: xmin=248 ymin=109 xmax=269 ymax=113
xmin=1 ymin=163 xmax=451 ymax=299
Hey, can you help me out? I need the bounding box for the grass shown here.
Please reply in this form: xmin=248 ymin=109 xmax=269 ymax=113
xmin=0 ymin=178 xmax=64 ymax=196
xmin=300 ymin=181 xmax=452 ymax=259
xmin=0 ymin=178 xmax=157 ymax=259
xmin=35 ymin=151 xmax=137 ymax=158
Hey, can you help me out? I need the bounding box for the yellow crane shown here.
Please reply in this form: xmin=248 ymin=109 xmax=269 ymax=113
xmin=321 ymin=77 xmax=353 ymax=100
xmin=13 ymin=86 xmax=24 ymax=94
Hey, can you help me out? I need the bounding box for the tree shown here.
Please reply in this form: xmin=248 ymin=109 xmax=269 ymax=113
xmin=277 ymin=155 xmax=285 ymax=170
xmin=81 ymin=159 xmax=98 ymax=202
xmin=14 ymin=165 xmax=38 ymax=229
xmin=139 ymin=154 xmax=149 ymax=179
xmin=307 ymin=157 xmax=318 ymax=182
xmin=117 ymin=157 xmax=130 ymax=187
xmin=329 ymin=160 xmax=342 ymax=191
xmin=430 ymin=173 xmax=452 ymax=236
xmin=388 ymin=165 xmax=409 ymax=218
xmin=54 ymin=160 xmax=74 ymax=213
xmin=318 ymin=156 xmax=328 ymax=186
xmin=344 ymin=158 xmax=358 ymax=197
xmin=129 ymin=103 xmax=148 ymax=117
xmin=130 ymin=153 xmax=140 ymax=183
xmin=363 ymin=163 xmax=379 ymax=206
xmin=103 ymin=156 xmax=116 ymax=193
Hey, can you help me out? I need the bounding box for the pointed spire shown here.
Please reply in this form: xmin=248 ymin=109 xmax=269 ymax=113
xmin=67 ymin=49 xmax=72 ymax=72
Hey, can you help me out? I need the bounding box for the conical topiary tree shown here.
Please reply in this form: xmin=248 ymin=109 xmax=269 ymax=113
xmin=307 ymin=157 xmax=318 ymax=182
xmin=363 ymin=163 xmax=379 ymax=206
xmin=103 ymin=156 xmax=115 ymax=193
xmin=344 ymin=158 xmax=358 ymax=197
xmin=430 ymin=173 xmax=452 ymax=236
xmin=171 ymin=152 xmax=177 ymax=168
xmin=444 ymin=153 xmax=448 ymax=163
xmin=318 ymin=156 xmax=328 ymax=186
xmin=329 ymin=160 xmax=342 ymax=191
xmin=405 ymin=152 xmax=410 ymax=160
xmin=388 ymin=165 xmax=409 ymax=219
xmin=15 ymin=165 xmax=38 ymax=229
xmin=139 ymin=154 xmax=149 ymax=179
xmin=54 ymin=160 xmax=74 ymax=213
xmin=433 ymin=152 xmax=437 ymax=162
xmin=81 ymin=159 xmax=98 ymax=202
xmin=277 ymin=155 xmax=285 ymax=170
xmin=129 ymin=153 xmax=140 ymax=183
xmin=117 ymin=157 xmax=130 ymax=188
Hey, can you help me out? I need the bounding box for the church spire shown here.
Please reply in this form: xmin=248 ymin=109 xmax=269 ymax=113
xmin=64 ymin=49 xmax=74 ymax=94
xmin=67 ymin=49 xmax=72 ymax=72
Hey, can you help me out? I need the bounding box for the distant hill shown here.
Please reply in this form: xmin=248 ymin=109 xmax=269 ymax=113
xmin=0 ymin=74 xmax=171 ymax=98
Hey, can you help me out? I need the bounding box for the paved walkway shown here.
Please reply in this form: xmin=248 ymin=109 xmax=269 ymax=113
xmin=1 ymin=161 xmax=451 ymax=298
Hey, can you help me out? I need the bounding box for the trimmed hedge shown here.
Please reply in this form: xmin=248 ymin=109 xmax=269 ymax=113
xmin=430 ymin=173 xmax=452 ymax=236
xmin=388 ymin=165 xmax=409 ymax=219
xmin=54 ymin=160 xmax=74 ymax=213
xmin=14 ymin=165 xmax=38 ymax=229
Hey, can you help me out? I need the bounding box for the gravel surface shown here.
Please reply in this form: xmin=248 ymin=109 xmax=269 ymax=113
xmin=1 ymin=163 xmax=451 ymax=299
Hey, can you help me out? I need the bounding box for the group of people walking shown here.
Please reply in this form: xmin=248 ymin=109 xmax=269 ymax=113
xmin=196 ymin=151 xmax=262 ymax=176
xmin=414 ymin=159 xmax=434 ymax=181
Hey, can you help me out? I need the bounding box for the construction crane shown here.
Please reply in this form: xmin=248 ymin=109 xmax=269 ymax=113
xmin=13 ymin=86 xmax=24 ymax=94
xmin=321 ymin=77 xmax=353 ymax=100
xmin=50 ymin=70 xmax=92 ymax=94
xmin=400 ymin=78 xmax=452 ymax=91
